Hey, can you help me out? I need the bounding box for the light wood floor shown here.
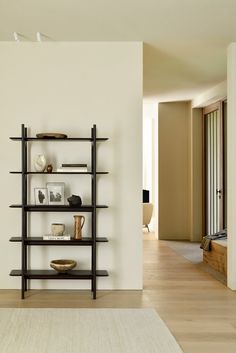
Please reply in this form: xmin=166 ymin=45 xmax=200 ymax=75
xmin=1 ymin=234 xmax=236 ymax=353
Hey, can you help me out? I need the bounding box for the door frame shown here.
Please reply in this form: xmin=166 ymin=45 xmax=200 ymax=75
xmin=203 ymin=101 xmax=225 ymax=235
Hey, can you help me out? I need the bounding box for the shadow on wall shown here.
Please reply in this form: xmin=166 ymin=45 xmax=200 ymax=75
xmin=143 ymin=43 xmax=217 ymax=98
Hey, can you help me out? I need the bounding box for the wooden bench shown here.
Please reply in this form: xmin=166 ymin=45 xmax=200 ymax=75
xmin=203 ymin=239 xmax=227 ymax=276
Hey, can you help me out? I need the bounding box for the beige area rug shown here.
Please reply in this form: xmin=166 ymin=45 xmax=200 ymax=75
xmin=0 ymin=308 xmax=183 ymax=353
xmin=163 ymin=241 xmax=203 ymax=264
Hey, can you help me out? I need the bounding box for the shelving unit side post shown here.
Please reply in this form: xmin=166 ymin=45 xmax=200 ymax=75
xmin=21 ymin=124 xmax=28 ymax=298
xmin=91 ymin=124 xmax=97 ymax=299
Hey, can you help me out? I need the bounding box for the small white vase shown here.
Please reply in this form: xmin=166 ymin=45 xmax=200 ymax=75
xmin=34 ymin=154 xmax=47 ymax=172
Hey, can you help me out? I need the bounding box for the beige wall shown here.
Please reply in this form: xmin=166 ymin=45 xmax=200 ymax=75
xmin=190 ymin=108 xmax=203 ymax=241
xmin=159 ymin=102 xmax=191 ymax=240
xmin=158 ymin=102 xmax=203 ymax=240
xmin=0 ymin=42 xmax=143 ymax=290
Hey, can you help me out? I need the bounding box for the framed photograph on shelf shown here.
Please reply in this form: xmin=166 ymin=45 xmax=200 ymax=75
xmin=34 ymin=188 xmax=48 ymax=205
xmin=47 ymin=182 xmax=65 ymax=205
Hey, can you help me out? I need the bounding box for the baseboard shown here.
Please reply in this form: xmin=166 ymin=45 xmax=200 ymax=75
xmin=159 ymin=234 xmax=190 ymax=241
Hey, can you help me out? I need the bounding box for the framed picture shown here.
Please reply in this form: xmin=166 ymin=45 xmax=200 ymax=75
xmin=47 ymin=182 xmax=65 ymax=205
xmin=34 ymin=188 xmax=48 ymax=205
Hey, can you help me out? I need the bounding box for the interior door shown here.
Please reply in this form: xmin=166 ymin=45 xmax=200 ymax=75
xmin=204 ymin=102 xmax=224 ymax=235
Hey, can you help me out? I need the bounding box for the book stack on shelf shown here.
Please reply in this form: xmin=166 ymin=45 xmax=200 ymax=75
xmin=43 ymin=235 xmax=71 ymax=240
xmin=57 ymin=164 xmax=88 ymax=173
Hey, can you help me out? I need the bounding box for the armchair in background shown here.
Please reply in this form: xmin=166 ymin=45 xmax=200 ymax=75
xmin=142 ymin=189 xmax=153 ymax=232
xmin=143 ymin=203 xmax=153 ymax=232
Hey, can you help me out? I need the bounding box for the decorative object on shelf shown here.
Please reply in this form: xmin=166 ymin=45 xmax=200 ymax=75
xmin=34 ymin=188 xmax=48 ymax=205
xmin=34 ymin=154 xmax=47 ymax=172
xmin=43 ymin=234 xmax=71 ymax=240
xmin=51 ymin=223 xmax=65 ymax=236
xmin=50 ymin=259 xmax=77 ymax=273
xmin=62 ymin=164 xmax=87 ymax=167
xmin=46 ymin=164 xmax=53 ymax=173
xmin=46 ymin=182 xmax=65 ymax=205
xmin=74 ymin=215 xmax=85 ymax=240
xmin=36 ymin=133 xmax=67 ymax=139
xmin=57 ymin=164 xmax=88 ymax=173
xmin=67 ymin=194 xmax=82 ymax=207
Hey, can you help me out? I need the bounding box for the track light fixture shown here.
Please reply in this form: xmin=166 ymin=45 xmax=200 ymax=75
xmin=13 ymin=32 xmax=50 ymax=42
xmin=36 ymin=32 xmax=42 ymax=42
xmin=13 ymin=32 xmax=20 ymax=42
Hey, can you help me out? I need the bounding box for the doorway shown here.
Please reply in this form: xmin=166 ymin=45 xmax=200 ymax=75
xmin=203 ymin=101 xmax=227 ymax=235
xmin=143 ymin=102 xmax=158 ymax=236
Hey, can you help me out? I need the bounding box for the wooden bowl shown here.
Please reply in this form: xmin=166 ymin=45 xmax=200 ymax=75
xmin=50 ymin=259 xmax=77 ymax=273
xmin=36 ymin=133 xmax=67 ymax=139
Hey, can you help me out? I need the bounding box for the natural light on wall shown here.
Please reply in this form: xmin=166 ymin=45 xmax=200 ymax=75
xmin=143 ymin=102 xmax=158 ymax=233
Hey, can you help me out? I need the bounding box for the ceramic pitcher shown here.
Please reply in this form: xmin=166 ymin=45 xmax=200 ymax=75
xmin=73 ymin=215 xmax=85 ymax=240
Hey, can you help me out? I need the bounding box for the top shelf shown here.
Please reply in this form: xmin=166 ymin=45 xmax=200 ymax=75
xmin=10 ymin=137 xmax=108 ymax=142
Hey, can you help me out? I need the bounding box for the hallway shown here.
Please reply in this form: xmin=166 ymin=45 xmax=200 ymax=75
xmin=144 ymin=236 xmax=236 ymax=353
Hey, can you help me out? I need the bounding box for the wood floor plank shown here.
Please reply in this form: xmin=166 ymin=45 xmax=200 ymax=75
xmin=1 ymin=234 xmax=236 ymax=353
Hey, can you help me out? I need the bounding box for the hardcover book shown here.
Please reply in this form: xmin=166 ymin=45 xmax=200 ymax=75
xmin=61 ymin=164 xmax=87 ymax=167
xmin=57 ymin=167 xmax=88 ymax=172
xmin=43 ymin=235 xmax=71 ymax=240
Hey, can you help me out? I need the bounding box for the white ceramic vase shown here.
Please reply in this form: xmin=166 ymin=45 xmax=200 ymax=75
xmin=34 ymin=154 xmax=47 ymax=172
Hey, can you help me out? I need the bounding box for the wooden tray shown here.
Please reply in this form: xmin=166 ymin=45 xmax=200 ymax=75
xmin=36 ymin=133 xmax=67 ymax=139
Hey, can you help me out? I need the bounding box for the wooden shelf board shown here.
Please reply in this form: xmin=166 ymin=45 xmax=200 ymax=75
xmin=10 ymin=205 xmax=108 ymax=212
xmin=10 ymin=137 xmax=108 ymax=141
xmin=10 ymin=237 xmax=108 ymax=245
xmin=10 ymin=269 xmax=108 ymax=279
xmin=10 ymin=171 xmax=109 ymax=175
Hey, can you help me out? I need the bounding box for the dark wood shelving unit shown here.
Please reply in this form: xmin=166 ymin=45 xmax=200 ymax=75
xmin=10 ymin=124 xmax=109 ymax=299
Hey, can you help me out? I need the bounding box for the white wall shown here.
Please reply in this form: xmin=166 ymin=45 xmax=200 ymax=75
xmin=0 ymin=42 xmax=143 ymax=290
xmin=143 ymin=102 xmax=157 ymax=232
xmin=227 ymin=43 xmax=236 ymax=289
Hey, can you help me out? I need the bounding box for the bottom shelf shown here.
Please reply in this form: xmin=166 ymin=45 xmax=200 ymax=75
xmin=10 ymin=269 xmax=108 ymax=279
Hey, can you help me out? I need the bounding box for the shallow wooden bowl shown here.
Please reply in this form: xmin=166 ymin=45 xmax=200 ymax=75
xmin=50 ymin=259 xmax=77 ymax=273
